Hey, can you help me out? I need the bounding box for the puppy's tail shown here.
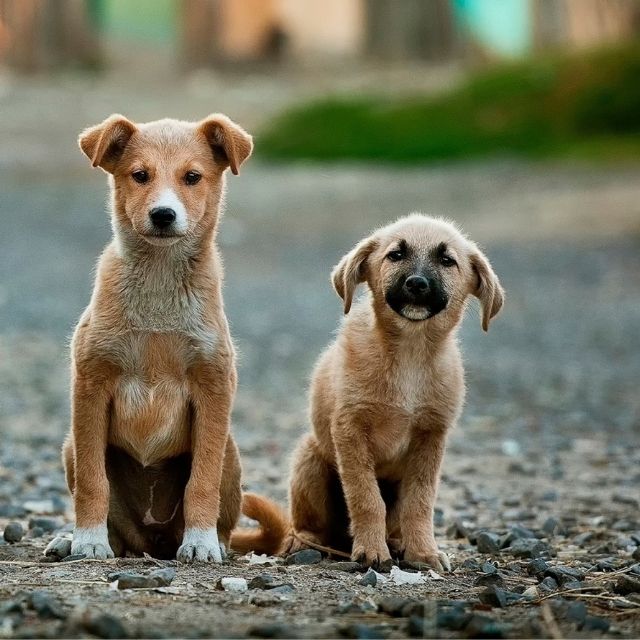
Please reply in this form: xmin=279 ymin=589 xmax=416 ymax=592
xmin=230 ymin=492 xmax=289 ymax=556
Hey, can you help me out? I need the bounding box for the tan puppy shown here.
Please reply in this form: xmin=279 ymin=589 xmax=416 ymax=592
xmin=284 ymin=214 xmax=504 ymax=570
xmin=56 ymin=113 xmax=285 ymax=562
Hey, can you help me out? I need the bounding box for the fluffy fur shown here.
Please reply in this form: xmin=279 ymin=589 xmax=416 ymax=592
xmin=56 ymin=113 xmax=285 ymax=561
xmin=283 ymin=214 xmax=504 ymax=570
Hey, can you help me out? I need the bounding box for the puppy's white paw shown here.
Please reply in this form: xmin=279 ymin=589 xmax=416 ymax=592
xmin=177 ymin=527 xmax=224 ymax=563
xmin=71 ymin=525 xmax=114 ymax=560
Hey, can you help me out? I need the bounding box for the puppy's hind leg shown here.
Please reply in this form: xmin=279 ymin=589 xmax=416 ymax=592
xmin=283 ymin=435 xmax=336 ymax=555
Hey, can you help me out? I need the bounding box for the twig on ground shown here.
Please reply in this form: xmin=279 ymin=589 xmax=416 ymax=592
xmin=292 ymin=533 xmax=351 ymax=559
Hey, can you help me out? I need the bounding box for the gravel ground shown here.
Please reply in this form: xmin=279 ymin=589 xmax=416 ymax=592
xmin=1 ymin=73 xmax=640 ymax=639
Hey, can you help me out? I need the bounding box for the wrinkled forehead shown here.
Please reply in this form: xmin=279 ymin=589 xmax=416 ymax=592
xmin=122 ymin=120 xmax=211 ymax=167
xmin=381 ymin=218 xmax=469 ymax=254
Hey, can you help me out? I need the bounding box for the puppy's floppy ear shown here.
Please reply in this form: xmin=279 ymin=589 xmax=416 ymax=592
xmin=78 ymin=114 xmax=137 ymax=173
xmin=199 ymin=114 xmax=253 ymax=175
xmin=469 ymin=249 xmax=504 ymax=331
xmin=331 ymin=235 xmax=377 ymax=314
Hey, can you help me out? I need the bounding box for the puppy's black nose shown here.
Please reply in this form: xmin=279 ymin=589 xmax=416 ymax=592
xmin=149 ymin=207 xmax=176 ymax=229
xmin=404 ymin=275 xmax=430 ymax=294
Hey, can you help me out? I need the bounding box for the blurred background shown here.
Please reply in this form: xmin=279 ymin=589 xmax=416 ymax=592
xmin=1 ymin=0 xmax=639 ymax=518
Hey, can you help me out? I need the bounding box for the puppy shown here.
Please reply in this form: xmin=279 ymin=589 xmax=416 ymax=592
xmin=284 ymin=214 xmax=504 ymax=569
xmin=55 ymin=113 xmax=286 ymax=562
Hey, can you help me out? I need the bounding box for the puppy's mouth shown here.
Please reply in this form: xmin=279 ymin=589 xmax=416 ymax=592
xmin=399 ymin=304 xmax=438 ymax=321
xmin=141 ymin=232 xmax=185 ymax=246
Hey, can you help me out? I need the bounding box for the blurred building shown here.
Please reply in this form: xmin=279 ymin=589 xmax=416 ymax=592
xmin=0 ymin=0 xmax=639 ymax=72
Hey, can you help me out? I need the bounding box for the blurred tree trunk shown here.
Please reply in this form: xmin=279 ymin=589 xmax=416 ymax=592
xmin=365 ymin=0 xmax=456 ymax=61
xmin=0 ymin=0 xmax=101 ymax=72
xmin=179 ymin=0 xmax=219 ymax=68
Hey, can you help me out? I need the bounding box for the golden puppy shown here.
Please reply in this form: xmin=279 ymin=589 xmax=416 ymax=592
xmin=284 ymin=214 xmax=504 ymax=570
xmin=54 ymin=113 xmax=285 ymax=562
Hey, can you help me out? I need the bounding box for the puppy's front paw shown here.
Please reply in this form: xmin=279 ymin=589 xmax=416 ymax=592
xmin=404 ymin=547 xmax=451 ymax=572
xmin=177 ymin=528 xmax=224 ymax=563
xmin=351 ymin=537 xmax=392 ymax=571
xmin=71 ymin=525 xmax=114 ymax=560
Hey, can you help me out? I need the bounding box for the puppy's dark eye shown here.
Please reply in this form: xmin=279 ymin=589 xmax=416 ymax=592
xmin=131 ymin=170 xmax=149 ymax=184
xmin=440 ymin=255 xmax=457 ymax=267
xmin=387 ymin=249 xmax=405 ymax=262
xmin=185 ymin=171 xmax=202 ymax=186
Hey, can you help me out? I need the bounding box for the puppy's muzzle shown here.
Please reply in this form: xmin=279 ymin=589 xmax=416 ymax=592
xmin=149 ymin=207 xmax=176 ymax=230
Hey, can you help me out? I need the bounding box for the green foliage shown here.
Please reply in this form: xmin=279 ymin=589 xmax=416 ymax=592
xmin=259 ymin=46 xmax=640 ymax=163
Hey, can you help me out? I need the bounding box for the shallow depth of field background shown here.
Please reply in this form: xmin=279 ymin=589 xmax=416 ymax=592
xmin=1 ymin=0 xmax=639 ymax=527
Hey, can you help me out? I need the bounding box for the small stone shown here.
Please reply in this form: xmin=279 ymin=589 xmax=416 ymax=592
xmin=378 ymin=597 xmax=413 ymax=617
xmin=581 ymin=615 xmax=610 ymax=632
xmin=527 ymin=558 xmax=549 ymax=578
xmin=27 ymin=526 xmax=45 ymax=538
xmin=249 ymin=574 xmax=276 ymax=589
xmin=478 ymin=587 xmax=513 ymax=608
xmin=474 ymin=573 xmax=503 ymax=587
xmin=284 ymin=548 xmax=322 ymax=565
xmin=522 ymin=586 xmax=538 ymax=600
xmin=28 ymin=590 xmax=66 ymax=619
xmin=566 ymin=601 xmax=587 ymax=624
xmin=573 ymin=531 xmax=594 ymax=546
xmin=464 ymin=614 xmax=508 ymax=638
xmin=544 ymin=566 xmax=585 ymax=586
xmin=632 ymin=547 xmax=640 ymax=561
xmin=82 ymin=612 xmax=128 ymax=639
xmin=542 ymin=517 xmax=565 ymax=537
xmin=115 ymin=568 xmax=175 ymax=590
xmin=481 ymin=561 xmax=497 ymax=574
xmin=461 ymin=558 xmax=480 ymax=571
xmin=268 ymin=584 xmax=295 ymax=595
xmin=331 ymin=561 xmax=362 ymax=573
xmin=435 ymin=607 xmax=471 ymax=631
xmin=508 ymin=538 xmax=552 ymax=559
xmin=339 ymin=595 xmax=377 ymax=614
xmin=510 ymin=524 xmax=537 ymax=539
xmin=62 ymin=553 xmax=87 ymax=562
xmin=359 ymin=568 xmax=378 ymax=587
xmin=613 ymin=574 xmax=640 ymax=595
xmin=219 ymin=577 xmax=248 ymax=593
xmin=44 ymin=536 xmax=72 ymax=559
xmin=540 ymin=490 xmax=558 ymax=502
xmin=3 ymin=522 xmax=24 ymax=543
xmin=612 ymin=493 xmax=639 ymax=508
xmin=28 ymin=516 xmax=63 ymax=533
xmin=476 ymin=531 xmax=501 ymax=554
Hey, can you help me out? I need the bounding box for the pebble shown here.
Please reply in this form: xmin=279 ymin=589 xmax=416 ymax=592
xmin=62 ymin=553 xmax=87 ymax=562
xmin=284 ymin=548 xmax=322 ymax=565
xmin=633 ymin=547 xmax=640 ymax=561
xmin=3 ymin=522 xmax=24 ymax=543
xmin=28 ymin=516 xmax=63 ymax=533
xmin=359 ymin=568 xmax=379 ymax=587
xmin=464 ymin=613 xmax=508 ymax=638
xmin=542 ymin=517 xmax=565 ymax=537
xmin=527 ymin=558 xmax=549 ymax=578
xmin=476 ymin=531 xmax=501 ymax=554
xmin=479 ymin=586 xmax=522 ymax=608
xmin=508 ymin=538 xmax=552 ymax=559
xmin=268 ymin=584 xmax=295 ymax=595
xmin=27 ymin=526 xmax=45 ymax=538
xmin=218 ymin=576 xmax=249 ymax=593
xmin=378 ymin=597 xmax=413 ymax=617
xmin=613 ymin=574 xmax=640 ymax=595
xmin=573 ymin=531 xmax=594 ymax=546
xmin=544 ymin=565 xmax=585 ymax=585
xmin=481 ymin=561 xmax=498 ymax=574
xmin=539 ymin=578 xmax=558 ymax=591
xmin=44 ymin=536 xmax=72 ymax=559
xmin=474 ymin=573 xmax=504 ymax=587
xmin=249 ymin=574 xmax=276 ymax=589
xmin=28 ymin=590 xmax=66 ymax=619
xmin=446 ymin=519 xmax=470 ymax=539
xmin=434 ymin=606 xmax=472 ymax=631
xmin=581 ymin=615 xmax=610 ymax=632
xmin=81 ymin=612 xmax=128 ymax=639
xmin=113 ymin=568 xmax=176 ymax=590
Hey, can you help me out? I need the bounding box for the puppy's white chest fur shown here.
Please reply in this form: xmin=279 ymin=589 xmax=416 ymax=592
xmin=389 ymin=344 xmax=431 ymax=413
